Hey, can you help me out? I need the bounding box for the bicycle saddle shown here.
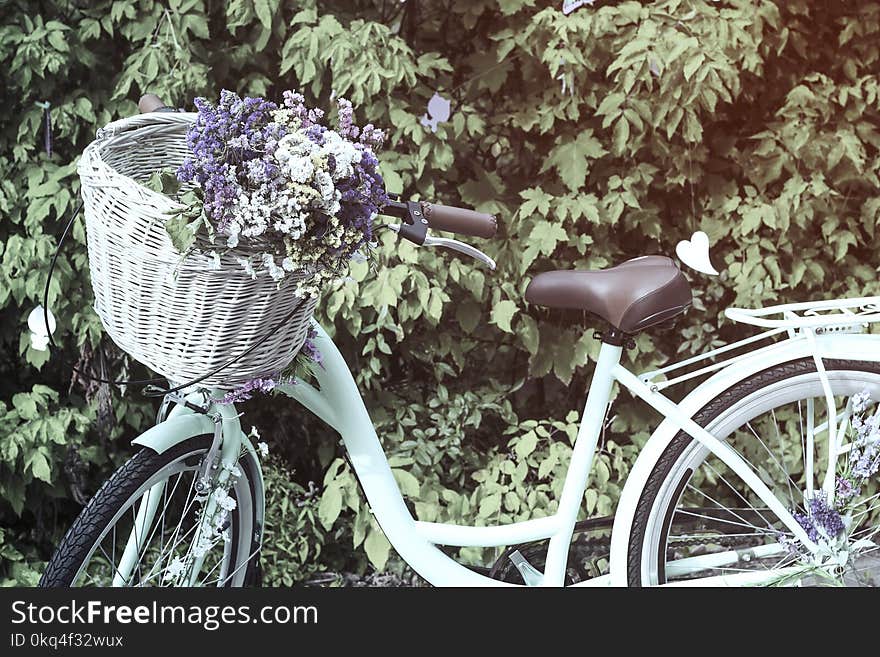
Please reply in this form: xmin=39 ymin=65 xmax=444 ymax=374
xmin=525 ymin=256 xmax=692 ymax=333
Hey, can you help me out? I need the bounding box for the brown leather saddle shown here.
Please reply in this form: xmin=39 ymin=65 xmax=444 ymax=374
xmin=525 ymin=256 xmax=692 ymax=334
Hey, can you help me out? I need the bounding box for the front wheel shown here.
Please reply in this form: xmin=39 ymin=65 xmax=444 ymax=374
xmin=41 ymin=435 xmax=262 ymax=587
xmin=627 ymin=358 xmax=880 ymax=586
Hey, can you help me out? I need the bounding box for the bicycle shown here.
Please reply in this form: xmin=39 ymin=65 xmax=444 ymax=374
xmin=39 ymin=98 xmax=880 ymax=587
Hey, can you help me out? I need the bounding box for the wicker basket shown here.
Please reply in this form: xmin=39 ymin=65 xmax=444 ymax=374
xmin=77 ymin=112 xmax=319 ymax=387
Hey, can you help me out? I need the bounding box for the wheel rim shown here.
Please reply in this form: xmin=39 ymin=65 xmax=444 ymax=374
xmin=641 ymin=369 xmax=880 ymax=586
xmin=70 ymin=446 xmax=255 ymax=587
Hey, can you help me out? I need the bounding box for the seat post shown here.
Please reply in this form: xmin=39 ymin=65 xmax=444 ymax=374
xmin=598 ymin=327 xmax=632 ymax=348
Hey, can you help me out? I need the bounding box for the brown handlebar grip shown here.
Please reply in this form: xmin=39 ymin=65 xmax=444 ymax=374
xmin=138 ymin=94 xmax=168 ymax=113
xmin=420 ymin=202 xmax=497 ymax=239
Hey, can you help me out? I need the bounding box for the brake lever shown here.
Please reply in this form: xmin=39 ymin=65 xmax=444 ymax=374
xmin=387 ymin=224 xmax=496 ymax=270
xmin=423 ymin=234 xmax=496 ymax=270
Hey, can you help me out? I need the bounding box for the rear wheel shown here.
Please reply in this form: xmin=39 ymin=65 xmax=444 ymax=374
xmin=40 ymin=436 xmax=262 ymax=587
xmin=627 ymin=359 xmax=880 ymax=586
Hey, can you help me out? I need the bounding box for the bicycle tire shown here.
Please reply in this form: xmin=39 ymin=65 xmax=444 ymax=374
xmin=40 ymin=436 xmax=261 ymax=587
xmin=626 ymin=357 xmax=880 ymax=586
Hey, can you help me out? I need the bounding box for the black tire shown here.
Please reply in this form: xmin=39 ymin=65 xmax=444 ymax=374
xmin=41 ymin=436 xmax=261 ymax=587
xmin=626 ymin=358 xmax=880 ymax=586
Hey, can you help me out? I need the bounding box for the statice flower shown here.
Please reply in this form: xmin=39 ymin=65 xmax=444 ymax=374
xmin=212 ymin=487 xmax=237 ymax=512
xmin=852 ymin=391 xmax=872 ymax=414
xmin=164 ymin=556 xmax=186 ymax=582
xmin=846 ymin=390 xmax=880 ymax=480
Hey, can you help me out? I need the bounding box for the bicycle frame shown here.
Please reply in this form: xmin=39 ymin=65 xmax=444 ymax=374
xmin=277 ymin=320 xmax=850 ymax=587
xmin=127 ymin=297 xmax=880 ymax=587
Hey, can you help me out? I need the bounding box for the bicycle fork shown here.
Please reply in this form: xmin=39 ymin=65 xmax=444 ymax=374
xmin=113 ymin=400 xmax=245 ymax=586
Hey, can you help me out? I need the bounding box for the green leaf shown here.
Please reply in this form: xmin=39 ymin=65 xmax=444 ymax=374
xmin=456 ymin=300 xmax=482 ymax=333
xmin=515 ymin=430 xmax=538 ymax=458
xmin=594 ymin=459 xmax=610 ymax=487
xmin=538 ymin=452 xmax=558 ymax=479
xmin=253 ymin=0 xmax=274 ymax=29
xmin=612 ymin=117 xmax=630 ymax=156
xmin=517 ymin=314 xmax=540 ymax=355
xmin=490 ymin=300 xmax=518 ymax=333
xmin=144 ymin=169 xmax=182 ymax=197
xmin=529 ymin=220 xmax=568 ymax=256
xmin=164 ymin=214 xmax=198 ymax=253
xmin=541 ymin=131 xmax=607 ymax=192
xmin=391 ymin=468 xmax=420 ymax=497
xmin=519 ymin=187 xmax=552 ymax=217
xmin=683 ymin=53 xmax=705 ymax=81
xmin=318 ymin=484 xmax=343 ymax=530
xmin=364 ymin=526 xmax=390 ymax=571
xmin=478 ymin=493 xmax=502 ymax=518
xmin=12 ymin=393 xmax=37 ymax=420
xmin=31 ymin=452 xmax=51 ymax=483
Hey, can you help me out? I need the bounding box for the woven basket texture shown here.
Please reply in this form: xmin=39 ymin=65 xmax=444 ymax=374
xmin=77 ymin=112 xmax=318 ymax=387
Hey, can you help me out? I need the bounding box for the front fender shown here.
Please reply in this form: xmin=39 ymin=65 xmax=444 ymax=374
xmin=132 ymin=413 xmax=216 ymax=454
xmin=608 ymin=332 xmax=880 ymax=585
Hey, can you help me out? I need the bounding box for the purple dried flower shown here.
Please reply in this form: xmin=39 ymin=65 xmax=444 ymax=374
xmin=300 ymin=325 xmax=323 ymax=368
xmin=173 ymin=87 xmax=387 ymax=309
xmin=835 ymin=476 xmax=859 ymax=504
xmin=177 ymin=89 xmax=285 ymax=230
xmin=222 ymin=377 xmax=277 ymax=404
xmin=795 ymin=492 xmax=845 ymax=542
xmin=850 ymin=441 xmax=880 ymax=480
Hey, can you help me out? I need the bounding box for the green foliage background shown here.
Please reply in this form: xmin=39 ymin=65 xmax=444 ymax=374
xmin=1 ymin=0 xmax=879 ymax=585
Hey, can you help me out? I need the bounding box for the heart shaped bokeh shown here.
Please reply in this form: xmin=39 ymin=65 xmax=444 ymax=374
xmin=675 ymin=231 xmax=719 ymax=276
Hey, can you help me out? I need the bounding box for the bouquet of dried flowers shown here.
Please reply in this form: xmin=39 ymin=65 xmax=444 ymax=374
xmin=162 ymin=88 xmax=388 ymax=299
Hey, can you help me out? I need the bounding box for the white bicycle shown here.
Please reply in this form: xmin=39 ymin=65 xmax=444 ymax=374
xmin=39 ymin=115 xmax=880 ymax=590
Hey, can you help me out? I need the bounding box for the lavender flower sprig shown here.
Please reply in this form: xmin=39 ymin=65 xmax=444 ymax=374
xmin=221 ymin=325 xmax=323 ymax=404
xmin=784 ymin=390 xmax=878 ymax=558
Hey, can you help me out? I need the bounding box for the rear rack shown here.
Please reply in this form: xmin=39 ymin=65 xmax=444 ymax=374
xmin=640 ymin=296 xmax=880 ymax=392
xmin=724 ymin=296 xmax=880 ymax=331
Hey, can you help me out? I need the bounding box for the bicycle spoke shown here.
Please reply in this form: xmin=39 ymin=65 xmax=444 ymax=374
xmin=673 ymin=508 xmax=782 ymax=534
xmin=682 ymin=484 xmax=778 ymax=537
xmin=700 ymin=458 xmax=781 ymax=529
xmin=744 ymin=420 xmax=801 ymax=507
xmin=97 ymin=543 xmax=129 ymax=585
xmin=770 ymin=408 xmax=798 ymax=509
xmin=142 ymin=471 xmax=200 ymax=583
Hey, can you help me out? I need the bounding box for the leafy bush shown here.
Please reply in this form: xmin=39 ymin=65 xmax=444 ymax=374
xmin=1 ymin=0 xmax=879 ymax=584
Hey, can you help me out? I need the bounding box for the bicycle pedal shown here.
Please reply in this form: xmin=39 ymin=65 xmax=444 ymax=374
xmin=508 ymin=550 xmax=544 ymax=586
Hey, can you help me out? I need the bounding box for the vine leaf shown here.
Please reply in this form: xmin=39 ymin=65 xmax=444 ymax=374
xmin=364 ymin=526 xmax=390 ymax=571
xmin=541 ymin=131 xmax=607 ymax=192
xmin=490 ymin=299 xmax=519 ymax=333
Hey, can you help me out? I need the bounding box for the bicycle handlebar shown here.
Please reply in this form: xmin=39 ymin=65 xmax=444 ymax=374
xmin=420 ymin=202 xmax=497 ymax=239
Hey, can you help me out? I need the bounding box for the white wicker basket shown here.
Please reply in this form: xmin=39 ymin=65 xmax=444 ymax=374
xmin=78 ymin=112 xmax=319 ymax=387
